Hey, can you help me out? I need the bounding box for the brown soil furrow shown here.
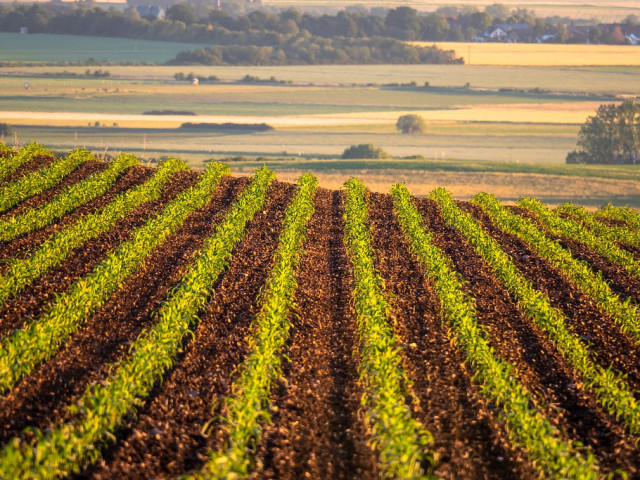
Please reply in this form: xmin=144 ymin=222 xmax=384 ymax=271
xmin=0 ymin=154 xmax=56 ymax=185
xmin=419 ymin=198 xmax=640 ymax=475
xmin=368 ymin=193 xmax=536 ymax=480
xmin=82 ymin=181 xmax=294 ymax=480
xmin=253 ymin=189 xmax=378 ymax=480
xmin=0 ymin=160 xmax=108 ymax=219
xmin=460 ymin=202 xmax=640 ymax=394
xmin=0 ymin=176 xmax=246 ymax=445
xmin=0 ymin=170 xmax=198 ymax=335
xmin=0 ymin=165 xmax=154 ymax=264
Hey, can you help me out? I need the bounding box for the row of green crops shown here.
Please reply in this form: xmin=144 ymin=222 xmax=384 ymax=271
xmin=0 ymin=147 xmax=91 ymax=214
xmin=473 ymin=193 xmax=640 ymax=347
xmin=520 ymin=198 xmax=640 ymax=280
xmin=0 ymin=157 xmax=187 ymax=307
xmin=0 ymin=143 xmax=51 ymax=184
xmin=557 ymin=203 xmax=640 ymax=251
xmin=343 ymin=178 xmax=434 ymax=480
xmin=391 ymin=184 xmax=599 ymax=479
xmin=432 ymin=188 xmax=640 ymax=437
xmin=0 ymin=167 xmax=275 ymax=479
xmin=197 ymin=173 xmax=318 ymax=479
xmin=0 ymin=142 xmax=11 ymax=159
xmin=596 ymin=204 xmax=640 ymax=233
xmin=0 ymin=161 xmax=230 ymax=394
xmin=0 ymin=153 xmax=138 ymax=242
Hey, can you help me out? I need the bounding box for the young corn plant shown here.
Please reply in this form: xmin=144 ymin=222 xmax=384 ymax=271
xmin=0 ymin=147 xmax=91 ymax=214
xmin=557 ymin=203 xmax=640 ymax=250
xmin=432 ymin=188 xmax=640 ymax=437
xmin=392 ymin=184 xmax=601 ymax=479
xmin=0 ymin=157 xmax=187 ymax=307
xmin=0 ymin=166 xmax=275 ymax=479
xmin=0 ymin=162 xmax=230 ymax=394
xmin=343 ymin=178 xmax=435 ymax=480
xmin=193 ymin=173 xmax=318 ymax=479
xmin=521 ymin=198 xmax=640 ymax=280
xmin=0 ymin=143 xmax=51 ymax=183
xmin=474 ymin=193 xmax=640 ymax=346
xmin=0 ymin=153 xmax=138 ymax=242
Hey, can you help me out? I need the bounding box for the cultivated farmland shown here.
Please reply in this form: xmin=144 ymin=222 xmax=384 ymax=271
xmin=1 ymin=143 xmax=640 ymax=479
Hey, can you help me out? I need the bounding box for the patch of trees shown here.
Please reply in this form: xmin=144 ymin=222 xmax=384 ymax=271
xmin=567 ymin=100 xmax=640 ymax=164
xmin=179 ymin=122 xmax=274 ymax=131
xmin=342 ymin=143 xmax=390 ymax=159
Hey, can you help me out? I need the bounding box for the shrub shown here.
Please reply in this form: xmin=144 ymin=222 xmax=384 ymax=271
xmin=341 ymin=143 xmax=390 ymax=159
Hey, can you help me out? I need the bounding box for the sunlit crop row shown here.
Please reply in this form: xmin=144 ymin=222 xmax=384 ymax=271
xmin=343 ymin=178 xmax=434 ymax=480
xmin=0 ymin=162 xmax=230 ymax=394
xmin=0 ymin=143 xmax=51 ymax=183
xmin=557 ymin=203 xmax=640 ymax=250
xmin=392 ymin=185 xmax=599 ymax=479
xmin=0 ymin=153 xmax=138 ymax=242
xmin=474 ymin=193 xmax=640 ymax=346
xmin=0 ymin=166 xmax=274 ymax=479
xmin=0 ymin=157 xmax=186 ymax=307
xmin=198 ymin=173 xmax=318 ymax=479
xmin=433 ymin=189 xmax=640 ymax=437
xmin=520 ymin=198 xmax=640 ymax=280
xmin=0 ymin=147 xmax=91 ymax=214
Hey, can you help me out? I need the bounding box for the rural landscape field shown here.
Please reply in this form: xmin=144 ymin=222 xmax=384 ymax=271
xmin=2 ymin=0 xmax=640 ymax=478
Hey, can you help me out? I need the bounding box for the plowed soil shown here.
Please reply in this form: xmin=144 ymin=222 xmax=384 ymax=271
xmin=1 ymin=155 xmax=639 ymax=479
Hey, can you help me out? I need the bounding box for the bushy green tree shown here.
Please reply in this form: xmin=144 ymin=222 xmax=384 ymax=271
xmin=567 ymin=100 xmax=640 ymax=164
xmin=396 ymin=114 xmax=426 ymax=134
xmin=342 ymin=143 xmax=390 ymax=159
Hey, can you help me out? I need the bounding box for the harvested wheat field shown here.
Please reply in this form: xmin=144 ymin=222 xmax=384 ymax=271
xmin=0 ymin=143 xmax=639 ymax=479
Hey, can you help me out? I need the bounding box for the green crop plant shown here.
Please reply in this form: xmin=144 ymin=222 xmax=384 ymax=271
xmin=557 ymin=203 xmax=640 ymax=250
xmin=391 ymin=184 xmax=600 ymax=479
xmin=0 ymin=143 xmax=51 ymax=183
xmin=0 ymin=167 xmax=274 ymax=479
xmin=522 ymin=198 xmax=640 ymax=279
xmin=0 ymin=142 xmax=11 ymax=158
xmin=0 ymin=157 xmax=187 ymax=307
xmin=0 ymin=162 xmax=230 ymax=394
xmin=0 ymin=154 xmax=138 ymax=242
xmin=432 ymin=188 xmax=640 ymax=437
xmin=0 ymin=147 xmax=91 ymax=214
xmin=596 ymin=204 xmax=640 ymax=232
xmin=474 ymin=193 xmax=640 ymax=346
xmin=343 ymin=178 xmax=435 ymax=480
xmin=194 ymin=173 xmax=318 ymax=479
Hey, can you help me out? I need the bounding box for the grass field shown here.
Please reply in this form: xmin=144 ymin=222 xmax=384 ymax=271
xmin=0 ymin=33 xmax=208 ymax=64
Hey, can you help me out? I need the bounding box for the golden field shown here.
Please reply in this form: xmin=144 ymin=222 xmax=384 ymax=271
xmin=414 ymin=42 xmax=640 ymax=67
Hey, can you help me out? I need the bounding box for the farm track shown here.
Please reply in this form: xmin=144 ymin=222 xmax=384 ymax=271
xmin=0 ymin=164 xmax=153 ymax=263
xmin=461 ymin=202 xmax=640 ymax=394
xmin=0 ymin=175 xmax=245 ymax=446
xmin=254 ymin=189 xmax=378 ymax=480
xmin=0 ymin=169 xmax=197 ymax=335
xmin=0 ymin=148 xmax=639 ymax=479
xmin=421 ymin=198 xmax=640 ymax=475
xmin=369 ymin=193 xmax=535 ymax=480
xmin=84 ymin=181 xmax=293 ymax=479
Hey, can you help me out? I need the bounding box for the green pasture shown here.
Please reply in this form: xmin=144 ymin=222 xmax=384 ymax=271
xmin=0 ymin=33 xmax=208 ymax=63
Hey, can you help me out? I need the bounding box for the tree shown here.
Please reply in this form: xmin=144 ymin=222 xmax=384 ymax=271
xmin=567 ymin=100 xmax=640 ymax=164
xmin=342 ymin=143 xmax=390 ymax=159
xmin=396 ymin=114 xmax=426 ymax=134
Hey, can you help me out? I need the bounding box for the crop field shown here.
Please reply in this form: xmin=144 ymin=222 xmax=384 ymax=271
xmin=1 ymin=143 xmax=640 ymax=478
xmin=425 ymin=42 xmax=640 ymax=67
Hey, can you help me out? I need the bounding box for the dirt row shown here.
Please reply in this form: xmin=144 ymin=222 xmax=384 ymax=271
xmin=0 ymin=154 xmax=56 ymax=186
